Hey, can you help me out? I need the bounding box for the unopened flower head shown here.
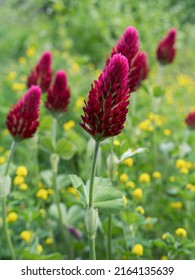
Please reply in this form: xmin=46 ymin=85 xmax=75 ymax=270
xmin=80 ymin=54 xmax=130 ymax=141
xmin=185 ymin=111 xmax=195 ymax=130
xmin=27 ymin=51 xmax=52 ymax=92
xmin=109 ymin=26 xmax=149 ymax=92
xmin=156 ymin=28 xmax=177 ymax=65
xmin=45 ymin=70 xmax=70 ymax=117
xmin=6 ymin=86 xmax=41 ymax=141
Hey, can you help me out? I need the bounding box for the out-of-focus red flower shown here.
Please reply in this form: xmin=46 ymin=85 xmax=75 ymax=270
xmin=80 ymin=54 xmax=130 ymax=141
xmin=45 ymin=70 xmax=70 ymax=117
xmin=156 ymin=28 xmax=177 ymax=65
xmin=185 ymin=111 xmax=195 ymax=130
xmin=6 ymin=86 xmax=41 ymax=141
xmin=108 ymin=26 xmax=149 ymax=92
xmin=27 ymin=51 xmax=52 ymax=92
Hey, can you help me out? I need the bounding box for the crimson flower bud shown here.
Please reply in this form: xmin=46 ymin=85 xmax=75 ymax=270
xmin=80 ymin=54 xmax=130 ymax=141
xmin=27 ymin=51 xmax=52 ymax=92
xmin=6 ymin=86 xmax=41 ymax=141
xmin=156 ymin=28 xmax=177 ymax=65
xmin=45 ymin=70 xmax=70 ymax=117
xmin=185 ymin=111 xmax=195 ymax=130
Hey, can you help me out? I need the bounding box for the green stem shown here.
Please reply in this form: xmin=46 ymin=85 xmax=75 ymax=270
xmin=2 ymin=140 xmax=17 ymax=260
xmin=89 ymin=141 xmax=100 ymax=208
xmin=88 ymin=141 xmax=100 ymax=260
xmin=107 ymin=215 xmax=112 ymax=259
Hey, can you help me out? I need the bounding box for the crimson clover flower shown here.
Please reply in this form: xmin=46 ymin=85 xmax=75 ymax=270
xmin=27 ymin=51 xmax=52 ymax=92
xmin=109 ymin=26 xmax=149 ymax=92
xmin=185 ymin=111 xmax=195 ymax=130
xmin=45 ymin=70 xmax=70 ymax=118
xmin=80 ymin=54 xmax=130 ymax=141
xmin=156 ymin=28 xmax=177 ymax=65
xmin=6 ymin=86 xmax=41 ymax=141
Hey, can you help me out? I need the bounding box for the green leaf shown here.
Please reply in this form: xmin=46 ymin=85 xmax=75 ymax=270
xmin=0 ymin=175 xmax=11 ymax=198
xmin=69 ymin=174 xmax=88 ymax=206
xmin=92 ymin=177 xmax=125 ymax=214
xmin=153 ymin=85 xmax=164 ymax=97
xmin=39 ymin=136 xmax=55 ymax=154
xmin=39 ymin=115 xmax=53 ymax=131
xmin=21 ymin=250 xmax=63 ymax=260
xmin=56 ymin=138 xmax=76 ymax=160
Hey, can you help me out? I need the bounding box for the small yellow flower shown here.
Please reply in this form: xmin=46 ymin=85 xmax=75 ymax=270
xmin=67 ymin=187 xmax=79 ymax=198
xmin=75 ymin=97 xmax=84 ymax=109
xmin=39 ymin=209 xmax=46 ymax=218
xmin=37 ymin=244 xmax=43 ymax=254
xmin=7 ymin=71 xmax=17 ymax=81
xmin=123 ymin=158 xmax=134 ymax=167
xmin=0 ymin=156 xmax=6 ymax=164
xmin=145 ymin=216 xmax=153 ymax=229
xmin=123 ymin=195 xmax=128 ymax=207
xmin=175 ymin=227 xmax=187 ymax=238
xmin=26 ymin=46 xmax=36 ymax=57
xmin=47 ymin=189 xmax=54 ymax=195
xmin=45 ymin=237 xmax=53 ymax=245
xmin=20 ymin=230 xmax=32 ymax=243
xmin=132 ymin=188 xmax=143 ymax=200
xmin=139 ymin=173 xmax=150 ymax=183
xmin=135 ymin=205 xmax=145 ymax=215
xmin=12 ymin=83 xmax=26 ymax=91
xmin=16 ymin=166 xmax=28 ymax=177
xmin=63 ymin=120 xmax=75 ymax=131
xmin=170 ymin=201 xmax=183 ymax=209
xmin=152 ymin=171 xmax=162 ymax=179
xmin=163 ymin=129 xmax=172 ymax=136
xmin=162 ymin=232 xmax=170 ymax=240
xmin=176 ymin=159 xmax=186 ymax=169
xmin=186 ymin=161 xmax=193 ymax=169
xmin=138 ymin=119 xmax=151 ymax=131
xmin=19 ymin=57 xmax=27 ymax=64
xmin=161 ymin=255 xmax=168 ymax=260
xmin=132 ymin=244 xmax=144 ymax=256
xmin=113 ymin=139 xmax=120 ymax=146
xmin=19 ymin=183 xmax=29 ymax=191
xmin=13 ymin=176 xmax=25 ymax=186
xmin=180 ymin=167 xmax=189 ymax=175
xmin=36 ymin=189 xmax=48 ymax=200
xmin=72 ymin=62 xmax=80 ymax=72
xmin=2 ymin=129 xmax=9 ymax=136
xmin=186 ymin=184 xmax=195 ymax=192
xmin=126 ymin=181 xmax=135 ymax=189
xmin=148 ymin=125 xmax=154 ymax=132
xmin=120 ymin=173 xmax=128 ymax=183
xmin=169 ymin=176 xmax=175 ymax=182
xmin=7 ymin=212 xmax=18 ymax=223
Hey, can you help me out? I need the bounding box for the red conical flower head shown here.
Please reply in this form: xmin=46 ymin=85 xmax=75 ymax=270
xmin=185 ymin=111 xmax=195 ymax=130
xmin=80 ymin=54 xmax=130 ymax=141
xmin=45 ymin=70 xmax=70 ymax=117
xmin=6 ymin=86 xmax=41 ymax=141
xmin=156 ymin=28 xmax=177 ymax=65
xmin=27 ymin=51 xmax=52 ymax=92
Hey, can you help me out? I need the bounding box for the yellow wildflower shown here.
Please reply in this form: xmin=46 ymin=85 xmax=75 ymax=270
xmin=169 ymin=176 xmax=175 ymax=182
xmin=132 ymin=188 xmax=143 ymax=200
xmin=7 ymin=71 xmax=17 ymax=81
xmin=16 ymin=166 xmax=28 ymax=177
xmin=123 ymin=158 xmax=134 ymax=167
xmin=162 ymin=232 xmax=170 ymax=240
xmin=176 ymin=159 xmax=186 ymax=169
xmin=37 ymin=244 xmax=43 ymax=254
xmin=36 ymin=189 xmax=48 ymax=200
xmin=139 ymin=173 xmax=150 ymax=183
xmin=163 ymin=129 xmax=172 ymax=136
xmin=47 ymin=189 xmax=54 ymax=195
xmin=161 ymin=255 xmax=168 ymax=260
xmin=175 ymin=228 xmax=187 ymax=238
xmin=39 ymin=209 xmax=46 ymax=218
xmin=13 ymin=176 xmax=25 ymax=186
xmin=2 ymin=129 xmax=9 ymax=136
xmin=152 ymin=171 xmax=162 ymax=179
xmin=170 ymin=201 xmax=183 ymax=209
xmin=180 ymin=167 xmax=189 ymax=175
xmin=19 ymin=183 xmax=29 ymax=191
xmin=18 ymin=57 xmax=26 ymax=64
xmin=20 ymin=230 xmax=32 ymax=243
xmin=145 ymin=217 xmax=153 ymax=229
xmin=138 ymin=119 xmax=151 ymax=131
xmin=45 ymin=237 xmax=53 ymax=245
xmin=135 ymin=205 xmax=145 ymax=215
xmin=72 ymin=62 xmax=80 ymax=72
xmin=26 ymin=46 xmax=36 ymax=57
xmin=126 ymin=181 xmax=135 ymax=189
xmin=7 ymin=212 xmax=18 ymax=223
xmin=0 ymin=156 xmax=6 ymax=164
xmin=75 ymin=97 xmax=84 ymax=109
xmin=113 ymin=139 xmax=120 ymax=146
xmin=67 ymin=187 xmax=79 ymax=198
xmin=132 ymin=244 xmax=144 ymax=256
xmin=63 ymin=120 xmax=75 ymax=131
xmin=120 ymin=173 xmax=128 ymax=183
xmin=12 ymin=83 xmax=26 ymax=91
